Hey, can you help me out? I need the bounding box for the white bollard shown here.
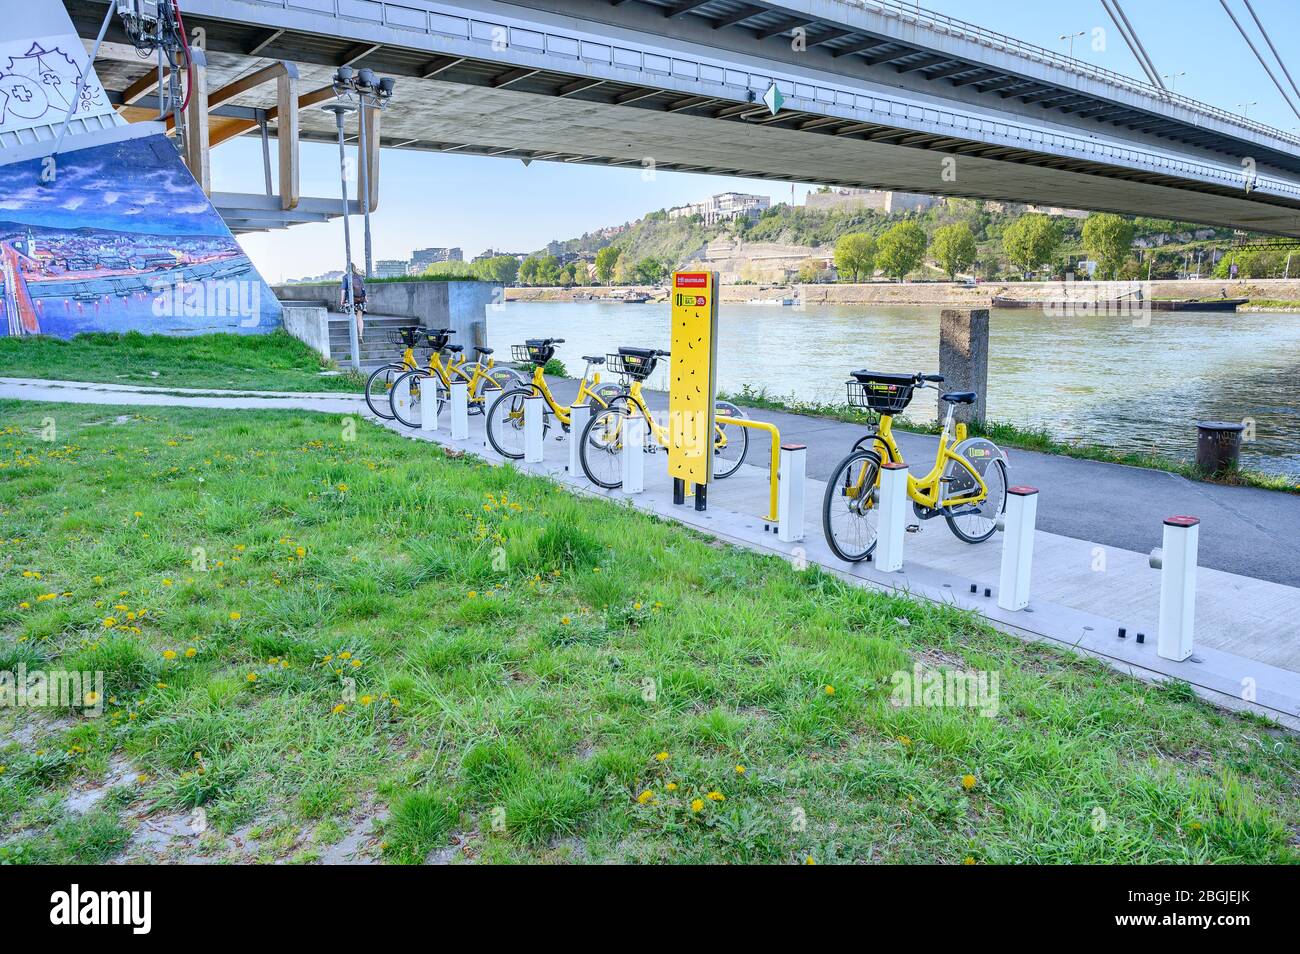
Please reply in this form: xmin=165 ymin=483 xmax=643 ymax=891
xmin=392 ymin=373 xmax=413 ymax=426
xmin=997 ymin=485 xmax=1038 ymax=611
xmin=568 ymin=402 xmax=591 ymax=475
xmin=621 ymin=413 xmax=645 ymax=493
xmin=524 ymin=396 xmax=544 ymax=463
xmin=875 ymin=462 xmax=908 ymax=572
xmin=777 ymin=443 xmax=806 ymax=543
xmin=1157 ymin=515 xmax=1199 ymax=661
xmin=480 ymin=384 xmax=502 ymax=448
xmin=419 ymin=379 xmax=439 ymax=433
xmin=450 ymin=379 xmax=469 ymax=440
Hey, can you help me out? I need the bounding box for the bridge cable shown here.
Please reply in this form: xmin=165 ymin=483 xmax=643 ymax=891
xmin=1217 ymin=0 xmax=1300 ymax=121
xmin=1242 ymin=0 xmax=1300 ymax=112
xmin=1097 ymin=0 xmax=1166 ymax=91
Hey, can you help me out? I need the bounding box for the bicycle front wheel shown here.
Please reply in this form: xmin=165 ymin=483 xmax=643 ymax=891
xmin=712 ymin=400 xmax=749 ymax=480
xmin=579 ymin=405 xmax=634 ymax=489
xmin=365 ymin=363 xmax=405 ymax=419
xmin=390 ymin=370 xmax=437 ymax=429
xmin=486 ymin=387 xmax=534 ymax=459
xmin=822 ymin=449 xmax=883 ymax=563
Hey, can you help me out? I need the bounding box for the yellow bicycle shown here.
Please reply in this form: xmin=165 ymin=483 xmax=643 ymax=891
xmin=822 ymin=370 xmax=1007 ymax=562
xmin=578 ymin=347 xmax=749 ymax=489
xmin=485 ymin=338 xmax=623 ymax=459
xmin=386 ymin=329 xmax=523 ymax=428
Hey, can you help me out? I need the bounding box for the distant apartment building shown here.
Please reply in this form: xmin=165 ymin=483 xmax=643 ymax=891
xmin=668 ymin=192 xmax=771 ymax=225
xmin=375 ymin=259 xmax=408 ymax=278
xmin=408 ymin=247 xmax=463 ymax=275
xmin=804 ymin=188 xmax=938 ymax=214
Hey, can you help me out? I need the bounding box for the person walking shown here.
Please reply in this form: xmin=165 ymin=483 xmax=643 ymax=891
xmin=341 ymin=264 xmax=368 ymax=340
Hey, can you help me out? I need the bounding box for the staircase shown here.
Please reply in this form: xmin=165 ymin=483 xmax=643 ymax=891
xmin=326 ymin=313 xmax=421 ymax=370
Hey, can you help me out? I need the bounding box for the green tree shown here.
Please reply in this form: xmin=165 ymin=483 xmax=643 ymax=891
xmin=517 ymin=255 xmax=540 ymax=285
xmin=834 ymin=233 xmax=877 ymax=282
xmin=595 ymin=246 xmax=621 ymax=285
xmin=876 ymin=222 xmax=927 ymax=281
xmin=1082 ymin=213 xmax=1137 ymax=280
xmin=473 ymin=255 xmax=519 ymax=284
xmin=534 ymin=255 xmax=562 ymax=286
xmin=931 ymin=223 xmax=977 ymax=280
xmin=1002 ymin=214 xmax=1061 ymax=277
xmin=635 ymin=257 xmax=666 ymax=285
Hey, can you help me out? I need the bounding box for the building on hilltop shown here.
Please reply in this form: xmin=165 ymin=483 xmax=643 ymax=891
xmin=668 ymin=192 xmax=771 ymax=225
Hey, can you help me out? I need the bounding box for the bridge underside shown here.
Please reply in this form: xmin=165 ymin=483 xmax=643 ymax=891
xmin=74 ymin=3 xmax=1300 ymax=236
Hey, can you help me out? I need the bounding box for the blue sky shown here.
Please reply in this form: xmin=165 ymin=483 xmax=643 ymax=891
xmin=216 ymin=0 xmax=1300 ymax=282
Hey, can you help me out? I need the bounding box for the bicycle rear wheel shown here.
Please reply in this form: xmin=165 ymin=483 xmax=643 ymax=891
xmin=945 ymin=457 xmax=1007 ymax=544
xmin=486 ymin=386 xmax=534 ymax=459
xmin=822 ymin=449 xmax=883 ymax=563
xmin=712 ymin=400 xmax=749 ymax=479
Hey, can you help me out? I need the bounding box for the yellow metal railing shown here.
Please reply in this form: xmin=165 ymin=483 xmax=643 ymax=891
xmin=716 ymin=414 xmax=780 ymax=522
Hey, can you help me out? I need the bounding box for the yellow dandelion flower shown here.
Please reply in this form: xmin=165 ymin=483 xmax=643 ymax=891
xmin=18 ymin=602 xmax=29 ymax=609
xmin=707 ymin=790 xmax=725 ymax=802
xmin=735 ymin=765 xmax=746 ymax=774
xmin=162 ymin=650 xmax=177 ymax=660
xmin=654 ymin=751 xmax=669 ymax=762
xmin=961 ymin=774 xmax=977 ymax=791
xmin=350 ymin=659 xmax=361 ymax=668
xmin=185 ymin=648 xmax=197 ymax=658
xmin=824 ymin=685 xmax=835 ymax=695
xmin=637 ymin=790 xmax=655 ymax=805
xmin=665 ymin=782 xmax=678 ymax=791
xmin=633 ymin=602 xmax=642 ymax=610
xmin=339 ymin=651 xmax=351 ymax=660
xmin=561 ymin=616 xmax=571 ymax=625
xmin=805 ymin=856 xmax=816 ymax=865
xmin=963 ymin=856 xmax=976 ymax=865
xmin=359 ymin=695 xmax=374 ymax=706
xmin=332 ymin=703 xmax=346 ymax=715
xmin=246 ymin=673 xmax=258 ymax=683
xmin=691 ymin=799 xmax=704 ymax=813
xmin=101 ymin=617 xmax=116 ymax=628
xmin=468 ymin=590 xmax=478 ymax=598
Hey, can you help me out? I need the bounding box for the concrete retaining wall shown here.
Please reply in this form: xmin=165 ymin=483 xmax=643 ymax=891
xmin=275 ymin=280 xmax=502 ymax=346
xmin=281 ymin=304 xmax=330 ymax=358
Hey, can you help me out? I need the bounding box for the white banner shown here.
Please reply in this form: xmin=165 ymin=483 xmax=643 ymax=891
xmin=0 ymin=33 xmax=118 ymax=138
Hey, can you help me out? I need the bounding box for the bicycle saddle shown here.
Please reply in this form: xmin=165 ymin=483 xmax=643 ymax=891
xmin=474 ymin=346 xmax=493 ymax=355
xmin=941 ymin=391 xmax=977 ymax=404
xmin=445 ymin=344 xmax=464 ymax=353
xmin=582 ymin=355 xmax=606 ymax=364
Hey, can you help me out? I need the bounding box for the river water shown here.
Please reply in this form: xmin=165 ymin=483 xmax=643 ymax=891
xmin=488 ymin=301 xmax=1300 ymax=479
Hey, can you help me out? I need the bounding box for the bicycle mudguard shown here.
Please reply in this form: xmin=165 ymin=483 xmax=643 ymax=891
xmin=944 ymin=437 xmax=1007 ymax=496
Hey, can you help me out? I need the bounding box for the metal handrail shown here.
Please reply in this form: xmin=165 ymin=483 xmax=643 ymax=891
xmin=846 ymin=0 xmax=1300 ymax=146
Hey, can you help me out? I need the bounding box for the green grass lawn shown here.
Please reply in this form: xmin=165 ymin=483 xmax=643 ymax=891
xmin=1 ymin=400 xmax=1297 ymax=864
xmin=0 ymin=331 xmax=365 ymax=393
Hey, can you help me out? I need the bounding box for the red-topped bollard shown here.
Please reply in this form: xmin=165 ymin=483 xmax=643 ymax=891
xmin=997 ymin=485 xmax=1039 ymax=611
xmin=1153 ymin=515 xmax=1199 ymax=661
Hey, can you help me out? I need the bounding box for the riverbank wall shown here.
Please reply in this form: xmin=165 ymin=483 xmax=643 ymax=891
xmin=507 ymin=278 xmax=1300 ymax=307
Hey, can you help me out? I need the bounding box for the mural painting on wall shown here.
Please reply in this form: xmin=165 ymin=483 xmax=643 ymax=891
xmin=0 ymin=133 xmax=281 ymax=338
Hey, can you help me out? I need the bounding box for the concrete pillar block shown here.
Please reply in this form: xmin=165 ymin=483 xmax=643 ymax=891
xmin=876 ymin=462 xmax=908 ymax=572
xmin=1157 ymin=515 xmax=1199 ymax=662
xmin=997 ymin=486 xmax=1038 ymax=611
xmin=621 ymin=413 xmax=645 ymax=494
xmin=450 ymin=379 xmax=469 ymax=440
xmin=524 ymin=396 xmax=544 ymax=463
xmin=569 ymin=403 xmax=591 ymax=474
xmin=939 ymin=308 xmax=989 ymax=424
xmin=777 ymin=443 xmax=806 ymax=543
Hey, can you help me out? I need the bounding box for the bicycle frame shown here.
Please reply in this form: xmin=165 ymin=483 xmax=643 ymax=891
xmin=523 ymin=360 xmax=611 ymax=425
xmin=855 ymin=406 xmax=987 ymax=510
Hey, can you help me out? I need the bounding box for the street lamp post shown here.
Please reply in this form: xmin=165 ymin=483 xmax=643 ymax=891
xmin=322 ymin=101 xmax=360 ymax=371
xmin=331 ymin=68 xmax=397 ymax=282
xmin=1237 ymin=101 xmax=1258 ymax=118
xmin=1059 ymin=31 xmax=1085 ymax=59
xmin=1163 ymin=71 xmax=1186 ymax=92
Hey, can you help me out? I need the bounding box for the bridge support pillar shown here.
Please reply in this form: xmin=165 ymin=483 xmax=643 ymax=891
xmin=939 ymin=309 xmax=989 ymax=424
